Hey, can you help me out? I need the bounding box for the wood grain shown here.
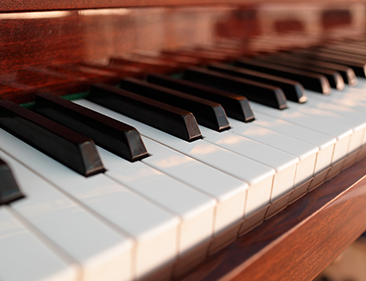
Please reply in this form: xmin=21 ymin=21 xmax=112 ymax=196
xmin=0 ymin=0 xmax=364 ymax=13
xmin=0 ymin=4 xmax=360 ymax=75
xmin=0 ymin=7 xmax=241 ymax=75
xmin=178 ymin=155 xmax=366 ymax=281
xmin=0 ymin=1 xmax=365 ymax=281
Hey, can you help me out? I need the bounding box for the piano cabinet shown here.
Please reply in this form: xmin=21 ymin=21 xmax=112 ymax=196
xmin=1 ymin=1 xmax=366 ymax=281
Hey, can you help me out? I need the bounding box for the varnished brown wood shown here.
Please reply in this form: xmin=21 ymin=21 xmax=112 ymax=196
xmin=47 ymin=64 xmax=121 ymax=83
xmin=0 ymin=68 xmax=89 ymax=103
xmin=0 ymin=3 xmax=362 ymax=103
xmin=0 ymin=0 xmax=364 ymax=13
xmin=0 ymin=63 xmax=131 ymax=104
xmin=109 ymin=56 xmax=183 ymax=74
xmin=178 ymin=155 xmax=366 ymax=281
xmin=162 ymin=49 xmax=230 ymax=64
xmin=1 ymin=2 xmax=366 ymax=280
xmin=0 ymin=1 xmax=247 ymax=12
xmin=78 ymin=62 xmax=144 ymax=78
xmin=143 ymin=53 xmax=201 ymax=68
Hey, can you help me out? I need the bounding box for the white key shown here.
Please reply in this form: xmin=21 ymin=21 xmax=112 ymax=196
xmin=199 ymin=126 xmax=298 ymax=200
xmin=287 ymin=100 xmax=365 ymax=153
xmin=310 ymin=79 xmax=366 ymax=106
xmin=302 ymin=88 xmax=366 ymax=145
xmin=74 ymin=99 xmax=275 ymax=216
xmin=250 ymin=102 xmax=352 ymax=163
xmin=265 ymin=88 xmax=366 ymax=155
xmin=288 ymin=80 xmax=366 ymax=125
xmin=257 ymin=83 xmax=366 ymax=173
xmin=140 ymin=137 xmax=248 ymax=237
xmin=0 ymin=206 xmax=76 ymax=281
xmin=253 ymin=111 xmax=336 ymax=172
xmin=1 ymin=151 xmax=134 ymax=281
xmin=0 ymin=129 xmax=179 ymax=280
xmin=308 ymin=93 xmax=366 ymax=118
xmin=97 ymin=145 xmax=216 ymax=264
xmin=228 ymin=118 xmax=319 ymax=185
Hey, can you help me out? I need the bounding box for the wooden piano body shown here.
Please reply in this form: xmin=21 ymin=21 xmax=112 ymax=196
xmin=1 ymin=1 xmax=366 ymax=280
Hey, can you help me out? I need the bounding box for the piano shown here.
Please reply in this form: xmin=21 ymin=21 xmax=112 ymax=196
xmin=1 ymin=1 xmax=366 ymax=280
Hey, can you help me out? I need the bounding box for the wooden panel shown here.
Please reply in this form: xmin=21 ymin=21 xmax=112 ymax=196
xmin=0 ymin=7 xmax=240 ymax=74
xmin=179 ymin=155 xmax=366 ymax=281
xmin=0 ymin=0 xmax=365 ymax=13
xmin=0 ymin=3 xmax=362 ymax=79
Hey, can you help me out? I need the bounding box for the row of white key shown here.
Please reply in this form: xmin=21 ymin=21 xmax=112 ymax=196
xmin=75 ymin=80 xmax=366 ymax=206
xmin=3 ymin=78 xmax=366 ymax=281
xmin=76 ymin=99 xmax=277 ymax=213
xmin=250 ymin=80 xmax=366 ymax=167
xmin=0 ymin=118 xmax=252 ymax=279
xmin=251 ymin=102 xmax=353 ymax=162
xmin=75 ymin=98 xmax=319 ymax=204
xmin=0 ymin=96 xmax=319 ymax=280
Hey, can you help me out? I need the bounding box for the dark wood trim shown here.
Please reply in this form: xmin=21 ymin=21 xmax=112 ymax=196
xmin=179 ymin=155 xmax=366 ymax=281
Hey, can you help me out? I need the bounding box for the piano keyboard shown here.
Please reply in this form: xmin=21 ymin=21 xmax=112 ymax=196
xmin=2 ymin=40 xmax=366 ymax=281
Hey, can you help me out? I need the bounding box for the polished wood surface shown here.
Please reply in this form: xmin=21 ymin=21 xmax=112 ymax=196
xmin=1 ymin=2 xmax=366 ymax=280
xmin=0 ymin=3 xmax=364 ymax=104
xmin=0 ymin=7 xmax=241 ymax=73
xmin=179 ymin=152 xmax=366 ymax=281
xmin=1 ymin=0 xmax=364 ymax=13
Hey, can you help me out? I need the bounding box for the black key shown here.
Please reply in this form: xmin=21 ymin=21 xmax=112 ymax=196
xmin=181 ymin=67 xmax=288 ymax=110
xmin=234 ymin=58 xmax=331 ymax=94
xmin=88 ymin=84 xmax=202 ymax=142
xmin=322 ymin=44 xmax=366 ymax=57
xmin=315 ymin=47 xmax=366 ymax=65
xmin=297 ymin=50 xmax=366 ymax=77
xmin=34 ymin=93 xmax=149 ymax=162
xmin=255 ymin=56 xmax=345 ymax=90
xmin=277 ymin=52 xmax=358 ymax=86
xmin=0 ymin=100 xmax=105 ymax=177
xmin=119 ymin=77 xmax=230 ymax=132
xmin=146 ymin=73 xmax=255 ymax=122
xmin=0 ymin=159 xmax=24 ymax=205
xmin=208 ymin=63 xmax=307 ymax=103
